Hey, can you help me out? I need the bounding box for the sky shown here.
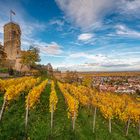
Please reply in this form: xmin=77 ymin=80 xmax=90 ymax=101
xmin=0 ymin=0 xmax=140 ymax=71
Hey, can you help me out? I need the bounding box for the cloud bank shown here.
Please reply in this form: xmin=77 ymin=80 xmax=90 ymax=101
xmin=55 ymin=0 xmax=115 ymax=30
xmin=55 ymin=0 xmax=140 ymax=30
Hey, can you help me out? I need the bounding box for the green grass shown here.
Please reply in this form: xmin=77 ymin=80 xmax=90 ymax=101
xmin=0 ymin=83 xmax=139 ymax=140
xmin=0 ymin=68 xmax=8 ymax=73
xmin=0 ymin=94 xmax=25 ymax=139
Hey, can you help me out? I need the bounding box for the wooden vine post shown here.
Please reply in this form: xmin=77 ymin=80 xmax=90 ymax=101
xmin=138 ymin=120 xmax=140 ymax=135
xmin=0 ymin=96 xmax=7 ymax=121
xmin=93 ymin=107 xmax=97 ymax=133
xmin=72 ymin=101 xmax=76 ymax=131
xmin=25 ymin=96 xmax=29 ymax=133
xmin=109 ymin=118 xmax=112 ymax=133
xmin=51 ymin=104 xmax=54 ymax=132
xmin=72 ymin=111 xmax=76 ymax=131
xmin=125 ymin=117 xmax=131 ymax=136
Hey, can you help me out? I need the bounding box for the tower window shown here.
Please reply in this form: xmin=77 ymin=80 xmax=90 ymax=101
xmin=9 ymin=31 xmax=16 ymax=40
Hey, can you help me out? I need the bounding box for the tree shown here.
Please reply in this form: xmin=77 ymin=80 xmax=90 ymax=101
xmin=20 ymin=46 xmax=40 ymax=70
xmin=65 ymin=71 xmax=79 ymax=83
xmin=136 ymin=89 xmax=140 ymax=95
xmin=0 ymin=45 xmax=7 ymax=67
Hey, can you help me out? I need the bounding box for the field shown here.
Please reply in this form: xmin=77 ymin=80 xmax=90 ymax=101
xmin=0 ymin=77 xmax=140 ymax=140
xmin=58 ymin=71 xmax=140 ymax=79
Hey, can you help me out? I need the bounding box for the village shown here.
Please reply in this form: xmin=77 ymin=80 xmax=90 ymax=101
xmin=53 ymin=70 xmax=140 ymax=95
xmin=93 ymin=76 xmax=140 ymax=94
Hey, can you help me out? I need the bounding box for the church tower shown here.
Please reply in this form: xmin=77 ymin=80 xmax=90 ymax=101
xmin=4 ymin=22 xmax=21 ymax=60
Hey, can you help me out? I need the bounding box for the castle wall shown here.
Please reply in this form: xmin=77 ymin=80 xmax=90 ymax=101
xmin=15 ymin=58 xmax=29 ymax=72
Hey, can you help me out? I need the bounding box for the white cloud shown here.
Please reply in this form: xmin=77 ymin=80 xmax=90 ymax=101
xmin=20 ymin=37 xmax=63 ymax=56
xmin=56 ymin=62 xmax=140 ymax=71
xmin=55 ymin=0 xmax=115 ymax=30
xmin=119 ymin=0 xmax=140 ymax=14
xmin=126 ymin=0 xmax=140 ymax=10
xmin=20 ymin=38 xmax=64 ymax=56
xmin=55 ymin=51 xmax=140 ymax=71
xmin=69 ymin=52 xmax=107 ymax=62
xmin=35 ymin=42 xmax=63 ymax=55
xmin=55 ymin=0 xmax=140 ymax=30
xmin=49 ymin=19 xmax=64 ymax=26
xmin=78 ymin=33 xmax=93 ymax=41
xmin=116 ymin=24 xmax=140 ymax=38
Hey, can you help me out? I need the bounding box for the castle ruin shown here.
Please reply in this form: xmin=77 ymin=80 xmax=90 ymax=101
xmin=1 ymin=21 xmax=28 ymax=71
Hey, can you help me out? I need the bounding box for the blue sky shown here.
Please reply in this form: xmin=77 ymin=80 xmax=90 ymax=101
xmin=0 ymin=0 xmax=140 ymax=71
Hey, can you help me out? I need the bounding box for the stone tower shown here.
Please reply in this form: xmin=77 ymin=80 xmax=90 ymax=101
xmin=4 ymin=22 xmax=21 ymax=60
xmin=46 ymin=63 xmax=53 ymax=77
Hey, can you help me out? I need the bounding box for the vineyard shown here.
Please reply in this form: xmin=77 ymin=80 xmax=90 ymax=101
xmin=0 ymin=77 xmax=140 ymax=140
